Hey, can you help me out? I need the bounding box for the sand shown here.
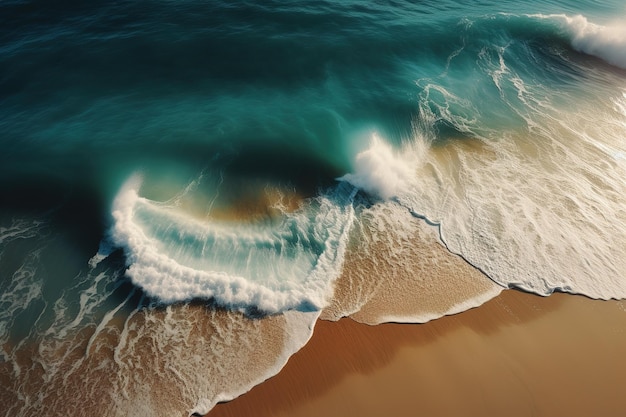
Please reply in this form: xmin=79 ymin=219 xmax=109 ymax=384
xmin=208 ymin=289 xmax=626 ymax=417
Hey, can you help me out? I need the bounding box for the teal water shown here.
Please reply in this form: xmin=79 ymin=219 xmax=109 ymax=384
xmin=1 ymin=1 xmax=626 ymax=415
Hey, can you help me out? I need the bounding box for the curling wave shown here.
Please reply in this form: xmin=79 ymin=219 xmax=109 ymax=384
xmin=534 ymin=13 xmax=626 ymax=69
xmin=110 ymin=175 xmax=356 ymax=313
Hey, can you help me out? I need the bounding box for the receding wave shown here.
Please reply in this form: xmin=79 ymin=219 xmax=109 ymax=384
xmin=322 ymin=200 xmax=503 ymax=325
xmin=0 ymin=220 xmax=321 ymax=416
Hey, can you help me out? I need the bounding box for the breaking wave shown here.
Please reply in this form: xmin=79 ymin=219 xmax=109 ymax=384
xmin=539 ymin=13 xmax=626 ymax=69
xmin=109 ymin=175 xmax=356 ymax=313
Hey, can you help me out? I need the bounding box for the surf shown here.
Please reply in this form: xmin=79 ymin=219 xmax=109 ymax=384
xmin=108 ymin=174 xmax=357 ymax=313
xmin=534 ymin=13 xmax=626 ymax=69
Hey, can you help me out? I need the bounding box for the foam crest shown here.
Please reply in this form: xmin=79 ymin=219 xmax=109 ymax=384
xmin=339 ymin=133 xmax=421 ymax=200
xmin=537 ymin=14 xmax=626 ymax=69
xmin=110 ymin=175 xmax=356 ymax=313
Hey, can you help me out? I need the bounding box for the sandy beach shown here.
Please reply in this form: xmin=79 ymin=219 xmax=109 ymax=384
xmin=208 ymin=290 xmax=626 ymax=417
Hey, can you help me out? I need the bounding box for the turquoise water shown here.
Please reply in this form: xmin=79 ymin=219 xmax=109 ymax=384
xmin=2 ymin=1 xmax=626 ymax=415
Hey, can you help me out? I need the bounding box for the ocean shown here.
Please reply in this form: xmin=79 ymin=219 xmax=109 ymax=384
xmin=1 ymin=1 xmax=625 ymax=415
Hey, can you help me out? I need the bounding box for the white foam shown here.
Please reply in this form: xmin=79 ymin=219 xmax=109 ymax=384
xmin=0 ymin=249 xmax=44 ymax=353
xmin=535 ymin=14 xmax=626 ymax=69
xmin=110 ymin=175 xmax=355 ymax=313
xmin=2 ymin=245 xmax=322 ymax=417
xmin=339 ymin=133 xmax=422 ymax=200
xmin=399 ymin=81 xmax=626 ymax=300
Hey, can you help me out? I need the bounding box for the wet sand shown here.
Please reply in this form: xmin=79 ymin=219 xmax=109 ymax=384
xmin=208 ymin=290 xmax=626 ymax=417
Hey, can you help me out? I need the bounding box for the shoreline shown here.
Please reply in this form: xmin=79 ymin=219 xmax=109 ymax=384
xmin=208 ymin=289 xmax=626 ymax=417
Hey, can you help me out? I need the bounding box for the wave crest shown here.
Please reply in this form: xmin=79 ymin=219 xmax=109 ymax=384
xmin=537 ymin=13 xmax=626 ymax=69
xmin=109 ymin=174 xmax=356 ymax=313
xmin=338 ymin=133 xmax=424 ymax=200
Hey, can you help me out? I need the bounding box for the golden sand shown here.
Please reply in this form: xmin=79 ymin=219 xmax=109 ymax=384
xmin=208 ymin=290 xmax=626 ymax=417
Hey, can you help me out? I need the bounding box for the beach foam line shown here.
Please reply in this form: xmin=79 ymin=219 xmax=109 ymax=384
xmin=322 ymin=200 xmax=503 ymax=325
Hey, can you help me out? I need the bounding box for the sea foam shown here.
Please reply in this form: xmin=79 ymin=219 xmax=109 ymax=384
xmin=109 ymin=174 xmax=356 ymax=313
xmin=537 ymin=14 xmax=626 ymax=69
xmin=338 ymin=133 xmax=422 ymax=200
xmin=399 ymin=70 xmax=626 ymax=301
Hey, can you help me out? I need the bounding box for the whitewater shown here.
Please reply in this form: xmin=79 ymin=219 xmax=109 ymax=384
xmin=1 ymin=2 xmax=625 ymax=416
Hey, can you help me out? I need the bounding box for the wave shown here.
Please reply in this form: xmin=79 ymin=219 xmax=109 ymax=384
xmin=104 ymin=11 xmax=626 ymax=317
xmin=532 ymin=13 xmax=626 ymax=69
xmin=338 ymin=133 xmax=424 ymax=200
xmin=109 ymin=174 xmax=356 ymax=314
